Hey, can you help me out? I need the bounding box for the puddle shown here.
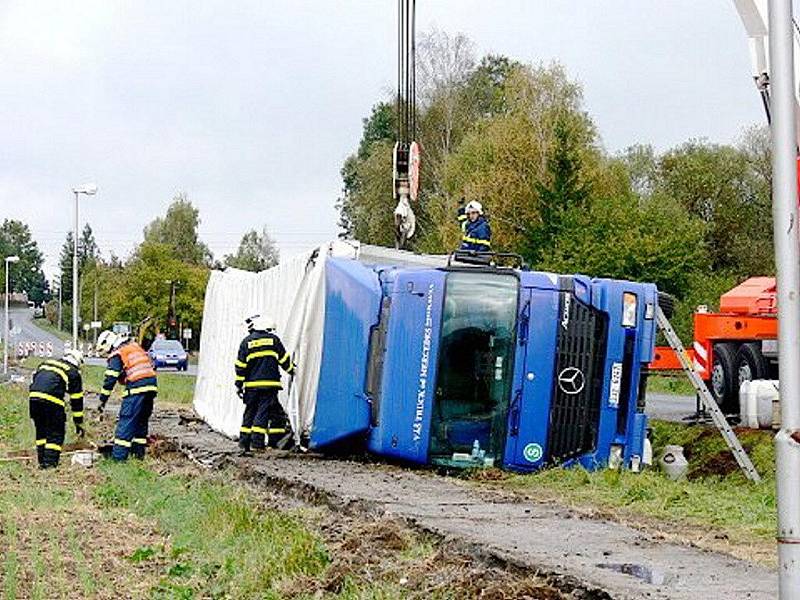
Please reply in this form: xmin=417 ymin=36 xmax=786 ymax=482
xmin=596 ymin=562 xmax=669 ymax=586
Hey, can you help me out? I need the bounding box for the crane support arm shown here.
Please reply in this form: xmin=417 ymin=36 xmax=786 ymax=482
xmin=732 ymin=0 xmax=800 ymax=145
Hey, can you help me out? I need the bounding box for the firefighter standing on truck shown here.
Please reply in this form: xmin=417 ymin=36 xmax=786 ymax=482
xmin=96 ymin=330 xmax=158 ymax=461
xmin=235 ymin=314 xmax=296 ymax=455
xmin=458 ymin=200 xmax=491 ymax=251
xmin=29 ymin=350 xmax=85 ymax=469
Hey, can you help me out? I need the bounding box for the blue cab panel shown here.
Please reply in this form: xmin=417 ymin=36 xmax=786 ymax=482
xmin=310 ymin=254 xmax=659 ymax=475
xmin=310 ymin=258 xmax=381 ymax=448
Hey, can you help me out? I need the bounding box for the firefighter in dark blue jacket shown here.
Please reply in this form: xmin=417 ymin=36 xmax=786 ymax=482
xmin=459 ymin=200 xmax=492 ymax=252
xmin=235 ymin=314 xmax=296 ymax=455
xmin=29 ymin=349 xmax=85 ymax=468
xmin=96 ymin=330 xmax=158 ymax=461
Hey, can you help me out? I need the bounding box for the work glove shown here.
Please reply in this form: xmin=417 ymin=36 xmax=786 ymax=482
xmin=96 ymin=399 xmax=107 ymax=420
xmin=74 ymin=422 xmax=85 ymax=438
xmin=236 ymin=387 xmax=244 ymax=400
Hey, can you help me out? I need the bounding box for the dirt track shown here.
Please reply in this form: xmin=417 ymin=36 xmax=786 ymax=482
xmin=150 ymin=408 xmax=777 ymax=600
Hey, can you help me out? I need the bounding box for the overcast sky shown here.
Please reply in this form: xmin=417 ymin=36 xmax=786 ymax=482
xmin=0 ymin=1 xmax=764 ymax=278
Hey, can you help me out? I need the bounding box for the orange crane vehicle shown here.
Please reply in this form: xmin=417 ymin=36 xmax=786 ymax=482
xmin=650 ymin=0 xmax=797 ymax=413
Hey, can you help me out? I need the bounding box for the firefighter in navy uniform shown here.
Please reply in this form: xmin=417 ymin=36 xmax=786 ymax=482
xmin=235 ymin=314 xmax=296 ymax=455
xmin=29 ymin=349 xmax=85 ymax=469
xmin=458 ymin=200 xmax=492 ymax=252
xmin=96 ymin=330 xmax=158 ymax=461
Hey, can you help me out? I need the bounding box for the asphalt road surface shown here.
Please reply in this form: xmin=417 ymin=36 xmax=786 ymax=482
xmin=6 ymin=307 xmax=197 ymax=376
xmin=645 ymin=392 xmax=698 ymax=422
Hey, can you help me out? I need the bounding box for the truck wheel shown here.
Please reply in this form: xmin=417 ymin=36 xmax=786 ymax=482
xmin=710 ymin=343 xmax=737 ymax=412
xmin=657 ymin=292 xmax=676 ymax=319
xmin=736 ymin=342 xmax=769 ymax=389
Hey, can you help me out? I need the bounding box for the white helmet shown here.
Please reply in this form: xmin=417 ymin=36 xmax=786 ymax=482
xmin=465 ymin=200 xmax=483 ymax=215
xmin=245 ymin=313 xmax=276 ymax=333
xmin=96 ymin=330 xmax=123 ymax=356
xmin=63 ymin=349 xmax=84 ymax=367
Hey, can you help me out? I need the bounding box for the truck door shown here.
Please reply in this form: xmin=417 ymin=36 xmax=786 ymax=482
xmin=504 ymin=286 xmax=560 ymax=470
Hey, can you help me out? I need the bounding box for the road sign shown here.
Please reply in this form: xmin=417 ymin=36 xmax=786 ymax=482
xmin=83 ymin=323 xmax=91 ymax=331
xmin=182 ymin=328 xmax=192 ymax=340
xmin=91 ymin=320 xmax=102 ymax=329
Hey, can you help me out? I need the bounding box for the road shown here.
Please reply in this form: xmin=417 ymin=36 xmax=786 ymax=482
xmin=7 ymin=307 xmax=197 ymax=375
xmin=7 ymin=307 xmax=64 ymax=348
xmin=645 ymin=392 xmax=698 ymax=422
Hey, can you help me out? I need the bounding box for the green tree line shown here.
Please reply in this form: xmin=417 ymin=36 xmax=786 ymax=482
xmin=338 ymin=31 xmax=774 ymax=338
xmin=39 ymin=195 xmax=280 ymax=348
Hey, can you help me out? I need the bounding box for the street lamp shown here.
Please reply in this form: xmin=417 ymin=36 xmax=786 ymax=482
xmin=71 ymin=183 xmax=97 ymax=348
xmin=4 ymin=255 xmax=20 ymax=375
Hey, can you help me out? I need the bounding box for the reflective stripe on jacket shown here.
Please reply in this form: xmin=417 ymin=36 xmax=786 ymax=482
xmin=29 ymin=358 xmax=84 ymax=421
xmin=235 ymin=331 xmax=295 ymax=391
xmin=460 ymin=215 xmax=492 ymax=251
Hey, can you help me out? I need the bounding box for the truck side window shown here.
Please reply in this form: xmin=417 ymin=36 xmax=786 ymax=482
xmin=365 ymin=297 xmax=392 ymax=426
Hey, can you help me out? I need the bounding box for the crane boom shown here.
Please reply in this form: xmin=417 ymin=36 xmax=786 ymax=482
xmin=732 ymin=0 xmax=800 ymax=143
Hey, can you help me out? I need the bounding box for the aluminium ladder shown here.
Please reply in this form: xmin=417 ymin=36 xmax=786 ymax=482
xmin=656 ymin=307 xmax=761 ymax=483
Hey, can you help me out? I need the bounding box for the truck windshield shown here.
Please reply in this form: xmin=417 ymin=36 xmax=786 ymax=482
xmin=430 ymin=271 xmax=518 ymax=467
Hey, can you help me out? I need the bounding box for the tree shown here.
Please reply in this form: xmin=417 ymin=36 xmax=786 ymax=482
xmin=619 ymin=144 xmax=658 ymax=198
xmin=225 ymin=227 xmax=280 ymax=272
xmin=541 ymin=195 xmax=709 ymax=299
xmin=525 ymin=112 xmax=593 ymax=264
xmin=58 ymin=223 xmax=100 ymax=321
xmin=655 ymin=140 xmax=773 ymax=275
xmin=0 ymin=219 xmax=49 ymax=304
xmin=102 ymin=241 xmax=209 ymax=341
xmin=144 ymin=193 xmax=212 ymax=266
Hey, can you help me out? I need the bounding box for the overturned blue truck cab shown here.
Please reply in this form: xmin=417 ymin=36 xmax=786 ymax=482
xmin=309 ymin=253 xmax=659 ymax=473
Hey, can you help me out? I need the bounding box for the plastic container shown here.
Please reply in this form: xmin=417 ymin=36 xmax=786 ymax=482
xmin=739 ymin=380 xmax=780 ymax=429
xmin=659 ymin=444 xmax=688 ymax=480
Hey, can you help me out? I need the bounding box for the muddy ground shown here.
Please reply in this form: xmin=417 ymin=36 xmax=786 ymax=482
xmin=141 ymin=407 xmax=777 ymax=600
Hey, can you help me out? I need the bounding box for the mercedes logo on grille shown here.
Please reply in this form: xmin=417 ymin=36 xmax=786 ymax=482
xmin=558 ymin=367 xmax=586 ymax=395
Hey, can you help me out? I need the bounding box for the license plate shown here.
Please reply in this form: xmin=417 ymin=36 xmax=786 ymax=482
xmin=166 ymin=359 xmax=178 ymax=365
xmin=608 ymin=362 xmax=623 ymax=407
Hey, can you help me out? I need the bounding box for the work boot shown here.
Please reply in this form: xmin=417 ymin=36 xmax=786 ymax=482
xmin=238 ymin=441 xmax=253 ymax=457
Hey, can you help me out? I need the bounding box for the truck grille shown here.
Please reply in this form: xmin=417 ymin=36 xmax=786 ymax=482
xmin=546 ymin=291 xmax=608 ymax=464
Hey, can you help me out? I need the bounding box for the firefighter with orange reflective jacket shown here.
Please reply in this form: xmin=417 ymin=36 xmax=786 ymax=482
xmin=96 ymin=330 xmax=158 ymax=461
xmin=235 ymin=314 xmax=296 ymax=455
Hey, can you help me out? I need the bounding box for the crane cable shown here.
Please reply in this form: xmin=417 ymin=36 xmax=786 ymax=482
xmin=397 ymin=0 xmax=416 ymax=145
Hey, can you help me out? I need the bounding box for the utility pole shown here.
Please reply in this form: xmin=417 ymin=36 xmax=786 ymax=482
xmin=768 ymin=0 xmax=800 ymax=596
xmin=57 ymin=277 xmax=62 ymax=331
xmin=71 ymin=183 xmax=97 ymax=348
xmin=93 ymin=278 xmax=98 ymax=346
xmin=3 ymin=256 xmax=20 ymax=375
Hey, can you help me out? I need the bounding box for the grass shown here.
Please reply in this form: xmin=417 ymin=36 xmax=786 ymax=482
xmin=481 ymin=419 xmax=777 ymax=565
xmin=0 ymin=383 xmax=332 ymax=599
xmin=647 ymin=374 xmax=696 ymax=396
xmin=94 ymin=462 xmax=330 ymax=598
xmin=1 ymin=381 xmax=560 ymax=599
